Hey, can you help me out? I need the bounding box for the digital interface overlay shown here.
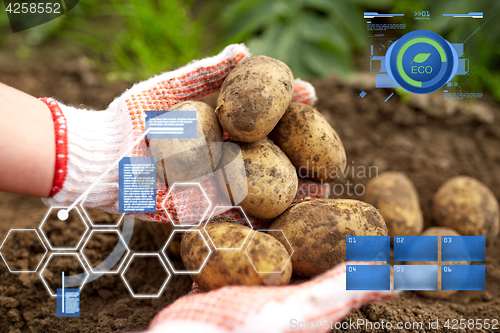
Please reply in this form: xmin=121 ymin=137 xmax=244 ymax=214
xmin=346 ymin=235 xmax=486 ymax=291
xmin=359 ymin=11 xmax=492 ymax=100
xmin=0 ymin=6 xmax=496 ymax=325
xmin=0 ymin=110 xmax=293 ymax=304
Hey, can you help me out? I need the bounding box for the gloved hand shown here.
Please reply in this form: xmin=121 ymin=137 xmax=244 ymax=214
xmin=40 ymin=44 xmax=317 ymax=225
xmin=148 ymin=262 xmax=398 ymax=333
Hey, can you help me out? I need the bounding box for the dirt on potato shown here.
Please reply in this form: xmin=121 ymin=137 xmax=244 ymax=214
xmin=1 ymin=45 xmax=500 ymax=332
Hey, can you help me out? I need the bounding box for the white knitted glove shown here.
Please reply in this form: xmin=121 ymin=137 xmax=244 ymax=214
xmin=148 ymin=262 xmax=398 ymax=333
xmin=40 ymin=44 xmax=317 ymax=225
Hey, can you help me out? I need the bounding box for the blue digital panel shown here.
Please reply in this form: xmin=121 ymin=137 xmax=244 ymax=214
xmin=346 ymin=236 xmax=390 ymax=261
xmin=346 ymin=265 xmax=390 ymax=290
xmin=394 ymin=265 xmax=438 ymax=290
xmin=376 ymin=74 xmax=400 ymax=88
xmin=145 ymin=111 xmax=197 ymax=139
xmin=441 ymin=265 xmax=485 ymax=290
xmin=57 ymin=288 xmax=80 ymax=317
xmin=394 ymin=236 xmax=438 ymax=261
xmin=119 ymin=157 xmax=157 ymax=213
xmin=441 ymin=236 xmax=485 ymax=262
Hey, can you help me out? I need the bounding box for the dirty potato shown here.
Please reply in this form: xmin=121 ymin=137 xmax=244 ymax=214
xmin=414 ymin=227 xmax=466 ymax=299
xmin=166 ymin=232 xmax=182 ymax=258
xmin=217 ymin=56 xmax=294 ymax=142
xmin=226 ymin=137 xmax=298 ymax=219
xmin=364 ymin=172 xmax=423 ymax=238
xmin=181 ymin=221 xmax=292 ymax=291
xmin=149 ymin=101 xmax=223 ymax=183
xmin=269 ymin=102 xmax=346 ymax=182
xmin=269 ymin=199 xmax=388 ymax=277
xmin=433 ymin=176 xmax=499 ymax=245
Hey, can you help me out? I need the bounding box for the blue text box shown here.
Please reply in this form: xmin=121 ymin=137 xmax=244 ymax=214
xmin=57 ymin=288 xmax=80 ymax=317
xmin=346 ymin=236 xmax=390 ymax=261
xmin=346 ymin=265 xmax=390 ymax=290
xmin=119 ymin=157 xmax=157 ymax=213
xmin=394 ymin=236 xmax=438 ymax=261
xmin=145 ymin=111 xmax=197 ymax=139
xmin=441 ymin=236 xmax=485 ymax=261
xmin=441 ymin=265 xmax=485 ymax=290
xmin=394 ymin=265 xmax=438 ymax=290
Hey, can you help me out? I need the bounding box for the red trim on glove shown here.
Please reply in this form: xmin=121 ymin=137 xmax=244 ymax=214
xmin=39 ymin=98 xmax=68 ymax=197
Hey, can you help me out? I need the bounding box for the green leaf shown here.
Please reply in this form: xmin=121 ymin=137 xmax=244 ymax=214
xmin=297 ymin=11 xmax=349 ymax=54
xmin=411 ymin=52 xmax=431 ymax=63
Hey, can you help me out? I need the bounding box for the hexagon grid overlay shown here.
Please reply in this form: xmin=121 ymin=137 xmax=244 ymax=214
xmin=245 ymin=229 xmax=294 ymax=274
xmin=79 ymin=183 xmax=125 ymax=228
xmin=39 ymin=253 xmax=90 ymax=297
xmin=39 ymin=206 xmax=89 ymax=251
xmin=204 ymin=206 xmax=253 ymax=250
xmin=0 ymin=229 xmax=48 ymax=273
xmin=80 ymin=230 xmax=131 ymax=274
xmin=121 ymin=253 xmax=172 ymax=298
xmin=161 ymin=183 xmax=212 ymax=227
xmin=162 ymin=229 xmax=212 ymax=274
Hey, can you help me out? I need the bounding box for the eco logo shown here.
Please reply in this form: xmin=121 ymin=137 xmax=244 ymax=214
xmin=3 ymin=0 xmax=79 ymax=32
xmin=385 ymin=30 xmax=459 ymax=94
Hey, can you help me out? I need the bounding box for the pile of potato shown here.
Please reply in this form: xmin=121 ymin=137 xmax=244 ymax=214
xmin=365 ymin=174 xmax=499 ymax=298
xmin=148 ymin=55 xmax=500 ymax=295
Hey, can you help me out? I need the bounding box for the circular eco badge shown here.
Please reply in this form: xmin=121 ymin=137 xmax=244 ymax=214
xmin=385 ymin=30 xmax=459 ymax=94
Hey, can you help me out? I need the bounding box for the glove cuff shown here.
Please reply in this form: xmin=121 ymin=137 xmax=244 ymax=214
xmin=39 ymin=97 xmax=69 ymax=196
xmin=292 ymin=78 xmax=317 ymax=106
xmin=41 ymin=99 xmax=137 ymax=211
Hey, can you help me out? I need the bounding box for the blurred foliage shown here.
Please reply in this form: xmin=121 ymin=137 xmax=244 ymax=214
xmin=0 ymin=0 xmax=203 ymax=80
xmin=62 ymin=0 xmax=203 ymax=80
xmin=221 ymin=0 xmax=383 ymax=79
xmin=0 ymin=5 xmax=10 ymax=43
xmin=0 ymin=0 xmax=499 ymax=99
xmin=0 ymin=0 xmax=389 ymax=80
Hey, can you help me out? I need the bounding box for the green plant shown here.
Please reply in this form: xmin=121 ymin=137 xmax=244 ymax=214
xmin=107 ymin=0 xmax=202 ymax=79
xmin=57 ymin=0 xmax=203 ymax=80
xmin=221 ymin=0 xmax=374 ymax=79
xmin=0 ymin=0 xmax=204 ymax=80
xmin=0 ymin=2 xmax=13 ymax=43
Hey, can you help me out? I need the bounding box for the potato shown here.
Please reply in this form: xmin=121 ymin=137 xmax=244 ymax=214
xmin=148 ymin=101 xmax=222 ymax=183
xmin=414 ymin=227 xmax=466 ymax=299
xmin=269 ymin=199 xmax=388 ymax=277
xmin=364 ymin=172 xmax=423 ymax=238
xmin=433 ymin=176 xmax=499 ymax=245
xmin=216 ymin=56 xmax=294 ymax=142
xmin=222 ymin=137 xmax=298 ymax=219
xmin=166 ymin=231 xmax=182 ymax=258
xmin=269 ymin=102 xmax=346 ymax=182
xmin=181 ymin=220 xmax=292 ymax=291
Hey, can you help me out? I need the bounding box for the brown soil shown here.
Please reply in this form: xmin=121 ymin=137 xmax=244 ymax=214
xmin=317 ymin=77 xmax=500 ymax=332
xmin=0 ymin=43 xmax=499 ymax=332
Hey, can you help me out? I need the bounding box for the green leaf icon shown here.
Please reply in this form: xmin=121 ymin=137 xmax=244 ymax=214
xmin=410 ymin=53 xmax=431 ymax=63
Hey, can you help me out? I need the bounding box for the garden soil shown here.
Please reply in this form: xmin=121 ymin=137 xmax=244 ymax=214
xmin=0 ymin=45 xmax=499 ymax=332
